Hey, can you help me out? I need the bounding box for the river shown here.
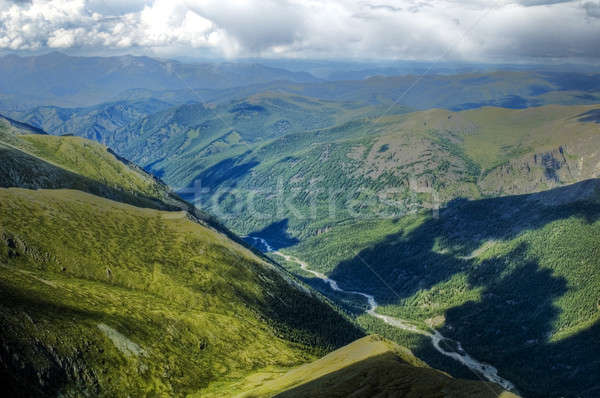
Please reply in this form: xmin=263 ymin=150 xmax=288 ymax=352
xmin=246 ymin=236 xmax=517 ymax=393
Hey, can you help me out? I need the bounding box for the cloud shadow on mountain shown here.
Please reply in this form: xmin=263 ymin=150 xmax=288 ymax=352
xmin=325 ymin=178 xmax=600 ymax=397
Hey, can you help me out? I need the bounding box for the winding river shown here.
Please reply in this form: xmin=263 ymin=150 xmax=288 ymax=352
xmin=247 ymin=236 xmax=517 ymax=393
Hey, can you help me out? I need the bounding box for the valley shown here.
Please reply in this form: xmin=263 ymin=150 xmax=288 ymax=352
xmin=1 ymin=51 xmax=599 ymax=397
xmin=247 ymin=236 xmax=517 ymax=392
xmin=0 ymin=120 xmax=365 ymax=396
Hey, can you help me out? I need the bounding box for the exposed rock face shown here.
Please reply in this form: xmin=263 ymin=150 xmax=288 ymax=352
xmin=1 ymin=334 xmax=100 ymax=397
xmin=479 ymin=139 xmax=600 ymax=197
xmin=315 ymin=226 xmax=331 ymax=236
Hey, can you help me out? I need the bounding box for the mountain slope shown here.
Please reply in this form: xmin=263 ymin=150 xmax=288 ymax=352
xmin=8 ymin=98 xmax=176 ymax=143
xmin=124 ymin=103 xmax=600 ymax=397
xmin=0 ymin=130 xmax=182 ymax=211
xmin=238 ymin=335 xmax=518 ymax=398
xmin=0 ymin=118 xmax=235 ymax=235
xmin=3 ymin=100 xmax=599 ymax=396
xmin=164 ymin=104 xmax=600 ymax=238
xmin=0 ymin=188 xmax=364 ymax=397
xmin=97 ymin=93 xmax=407 ymax=186
xmin=0 ymin=126 xmax=365 ymax=396
xmin=0 ymin=118 xmax=516 ymax=397
xmin=0 ymin=113 xmax=47 ymax=135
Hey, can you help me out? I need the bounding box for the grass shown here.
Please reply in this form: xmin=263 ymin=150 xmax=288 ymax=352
xmin=0 ymin=128 xmax=364 ymax=396
xmin=0 ymin=124 xmax=179 ymax=210
xmin=21 ymin=134 xmax=167 ymax=200
xmin=0 ymin=188 xmax=362 ymax=396
xmin=235 ymin=335 xmax=516 ymax=398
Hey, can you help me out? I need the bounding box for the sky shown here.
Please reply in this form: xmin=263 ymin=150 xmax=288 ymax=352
xmin=0 ymin=0 xmax=599 ymax=63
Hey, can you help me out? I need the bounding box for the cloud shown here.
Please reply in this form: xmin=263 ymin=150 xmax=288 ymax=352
xmin=513 ymin=0 xmax=575 ymax=5
xmin=364 ymin=3 xmax=404 ymax=12
xmin=187 ymin=0 xmax=306 ymax=53
xmin=0 ymin=0 xmax=598 ymax=62
xmin=86 ymin=0 xmax=146 ymax=15
xmin=0 ymin=0 xmax=224 ymax=51
xmin=583 ymin=1 xmax=600 ymax=18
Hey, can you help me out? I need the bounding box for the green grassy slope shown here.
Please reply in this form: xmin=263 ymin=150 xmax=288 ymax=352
xmin=238 ymin=335 xmax=517 ymax=398
xmin=0 ymin=119 xmax=178 ymax=210
xmin=0 ymin=128 xmax=365 ymax=396
xmin=0 ymin=188 xmax=362 ymax=397
xmin=0 ymin=120 xmax=234 ymax=237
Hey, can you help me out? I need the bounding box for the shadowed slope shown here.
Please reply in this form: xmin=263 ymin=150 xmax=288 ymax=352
xmin=287 ymin=179 xmax=600 ymax=397
xmin=238 ymin=335 xmax=518 ymax=398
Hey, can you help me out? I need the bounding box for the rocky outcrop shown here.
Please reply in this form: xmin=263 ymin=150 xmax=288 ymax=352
xmin=479 ymin=142 xmax=600 ymax=197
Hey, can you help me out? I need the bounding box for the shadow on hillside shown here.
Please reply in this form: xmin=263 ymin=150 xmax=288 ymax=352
xmin=188 ymin=152 xmax=258 ymax=188
xmin=324 ymin=179 xmax=600 ymax=397
xmin=330 ymin=180 xmax=600 ymax=301
xmin=440 ymin=246 xmax=600 ymax=397
xmin=246 ymin=219 xmax=299 ymax=250
xmin=0 ymin=146 xmax=176 ymax=211
xmin=274 ymin=351 xmax=508 ymax=398
xmin=577 ymin=108 xmax=600 ymax=124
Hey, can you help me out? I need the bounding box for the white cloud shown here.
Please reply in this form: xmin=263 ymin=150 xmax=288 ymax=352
xmin=0 ymin=0 xmax=598 ymax=61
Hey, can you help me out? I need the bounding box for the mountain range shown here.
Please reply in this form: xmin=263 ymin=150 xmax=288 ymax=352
xmin=0 ymin=52 xmax=318 ymax=109
xmin=1 ymin=52 xmax=600 ymax=397
xmin=2 ymin=53 xmax=600 ymax=113
xmin=0 ymin=113 xmax=521 ymax=397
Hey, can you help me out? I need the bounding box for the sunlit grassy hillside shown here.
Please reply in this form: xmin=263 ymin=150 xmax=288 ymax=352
xmin=0 ymin=123 xmax=177 ymax=210
xmin=0 ymin=125 xmax=363 ymax=396
xmin=238 ymin=335 xmax=517 ymax=398
xmin=0 ymin=188 xmax=365 ymax=397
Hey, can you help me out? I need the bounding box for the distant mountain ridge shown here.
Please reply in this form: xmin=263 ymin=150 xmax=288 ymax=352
xmin=0 ymin=52 xmax=319 ymax=108
xmin=7 ymin=99 xmax=175 ymax=143
xmin=1 ymin=53 xmax=600 ymax=112
xmin=0 ymin=113 xmax=47 ymax=135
